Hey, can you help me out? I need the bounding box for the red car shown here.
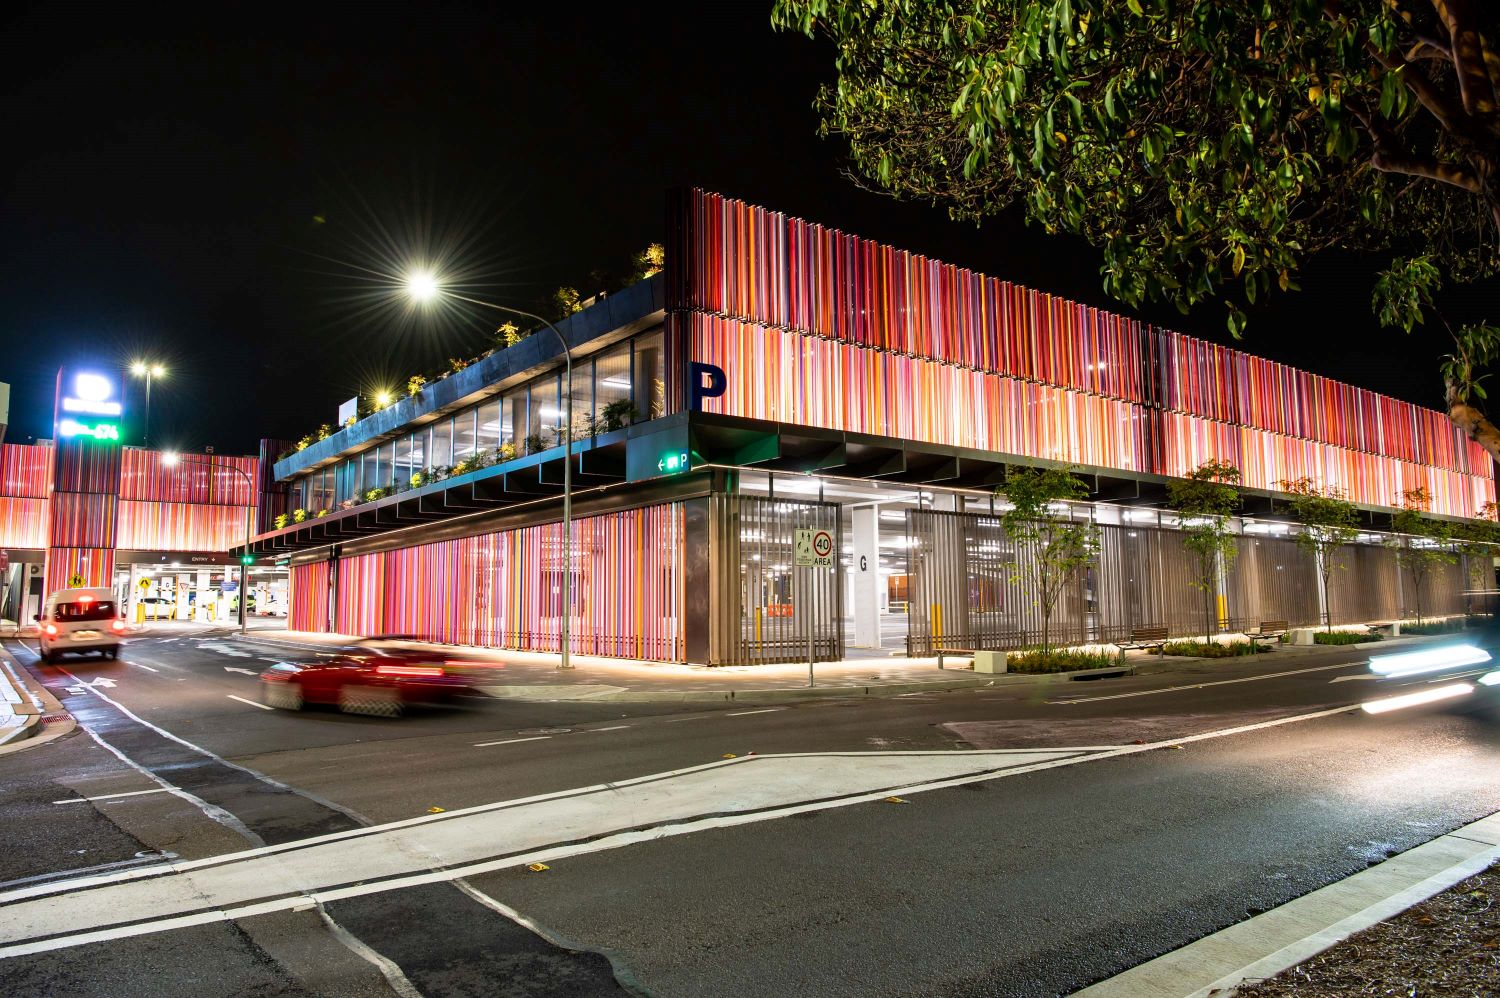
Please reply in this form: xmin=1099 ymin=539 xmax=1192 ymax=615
xmin=259 ymin=636 xmax=472 ymax=716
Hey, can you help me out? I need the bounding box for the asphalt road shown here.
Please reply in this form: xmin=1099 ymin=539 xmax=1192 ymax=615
xmin=1 ymin=630 xmax=1497 ymax=997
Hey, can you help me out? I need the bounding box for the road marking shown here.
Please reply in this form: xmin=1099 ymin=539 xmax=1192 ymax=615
xmin=589 ymin=725 xmax=631 ymax=732
xmin=1329 ymin=674 xmax=1378 ymax=683
xmin=223 ymin=667 xmax=258 ymax=676
xmin=315 ymin=906 xmax=424 ymax=998
xmin=727 ymin=708 xmax=783 ymax=717
xmin=665 ymin=715 xmax=708 ymax=722
xmin=85 ymin=677 xmax=118 ymax=689
xmin=54 ymin=788 xmax=171 ymax=805
xmin=51 ymin=665 xmax=368 ymax=829
xmin=128 ymin=663 xmax=160 ymax=673
xmin=1048 ymin=663 xmax=1359 ymax=704
xmin=0 ymin=703 xmax=1363 ymax=959
xmin=473 ymin=736 xmax=551 ymax=747
xmin=226 ymin=695 xmax=273 ymax=711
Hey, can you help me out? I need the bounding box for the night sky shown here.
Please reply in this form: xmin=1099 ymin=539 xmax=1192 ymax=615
xmin=2 ymin=2 xmax=1487 ymax=456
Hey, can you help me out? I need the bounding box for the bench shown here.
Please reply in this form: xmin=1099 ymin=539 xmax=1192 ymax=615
xmin=1117 ymin=625 xmax=1170 ymax=655
xmin=935 ymin=648 xmax=976 ymax=671
xmin=1248 ymin=619 xmax=1289 ymax=645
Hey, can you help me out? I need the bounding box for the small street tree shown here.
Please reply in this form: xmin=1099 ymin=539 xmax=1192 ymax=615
xmin=1389 ymin=487 xmax=1457 ymax=624
xmin=1280 ymin=478 xmax=1361 ymax=632
xmin=999 ymin=466 xmax=1099 ymax=651
xmin=1167 ymin=460 xmax=1242 ymax=642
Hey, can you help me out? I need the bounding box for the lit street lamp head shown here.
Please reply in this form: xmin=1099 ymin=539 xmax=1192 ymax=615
xmin=404 ymin=270 xmax=440 ymax=303
xmin=161 ymin=451 xmax=179 ymax=467
xmin=130 ymin=361 xmax=147 ymax=376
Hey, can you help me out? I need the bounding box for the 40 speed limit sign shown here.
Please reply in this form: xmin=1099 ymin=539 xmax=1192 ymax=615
xmin=794 ymin=528 xmax=835 ymax=568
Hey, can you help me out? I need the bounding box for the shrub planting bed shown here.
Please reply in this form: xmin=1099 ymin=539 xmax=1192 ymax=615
xmin=1161 ymin=640 xmax=1267 ymax=658
xmin=1006 ymin=649 xmax=1120 ymax=674
xmin=1400 ymin=618 xmax=1470 ymax=636
xmin=1313 ymin=631 xmax=1379 ymax=645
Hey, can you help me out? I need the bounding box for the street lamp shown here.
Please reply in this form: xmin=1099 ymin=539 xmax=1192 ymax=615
xmin=402 ymin=270 xmax=576 ymax=670
xmin=130 ymin=361 xmax=167 ymax=448
xmin=162 ymin=451 xmax=255 ymax=635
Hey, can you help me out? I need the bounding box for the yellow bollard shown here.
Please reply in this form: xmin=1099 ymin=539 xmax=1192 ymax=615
xmin=932 ymin=603 xmax=943 ymax=643
xmin=135 ymin=602 xmax=145 ymax=624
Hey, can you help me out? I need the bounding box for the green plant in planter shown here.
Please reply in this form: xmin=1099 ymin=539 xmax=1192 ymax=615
xmin=497 ymin=442 xmax=517 ymax=463
xmin=599 ymin=399 xmax=638 ymax=433
xmin=365 ymin=487 xmax=388 ymax=502
xmin=273 ymin=513 xmax=289 ymax=530
xmin=525 ymin=433 xmax=547 ymax=455
xmin=407 ymin=374 xmax=427 ymax=397
xmin=292 ymin=508 xmax=308 ymax=523
xmin=315 ymin=508 xmax=329 ymax=517
xmin=294 ymin=436 xmax=314 ymax=452
xmin=315 ymin=423 xmax=333 ymax=441
xmin=410 ymin=471 xmax=426 ymax=489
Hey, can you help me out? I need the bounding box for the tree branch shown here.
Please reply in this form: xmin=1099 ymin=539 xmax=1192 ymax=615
xmin=1370 ymin=148 xmax=1483 ymax=191
xmin=1432 ymin=0 xmax=1499 ymax=119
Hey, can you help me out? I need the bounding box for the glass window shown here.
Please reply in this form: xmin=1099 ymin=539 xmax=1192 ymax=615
xmin=336 ymin=459 xmax=358 ymax=504
xmin=503 ymin=389 xmax=525 ymax=454
xmin=312 ymin=469 xmax=334 ymax=511
xmin=564 ymin=361 xmax=591 ymax=441
xmin=529 ymin=374 xmax=561 ymax=453
xmin=594 ymin=342 xmax=633 ymax=431
xmin=55 ymin=601 xmax=116 ymax=622
xmin=635 ymin=328 xmax=665 ymax=419
xmin=370 ymin=443 xmax=392 ymax=493
xmin=290 ymin=478 xmax=307 ymax=512
xmin=430 ymin=417 xmax=452 ymax=469
xmin=410 ymin=428 xmax=427 ymax=477
xmin=477 ymin=399 xmax=501 ymax=456
xmin=392 ymin=435 xmax=412 ymax=489
xmin=453 ymin=407 xmax=478 ymax=463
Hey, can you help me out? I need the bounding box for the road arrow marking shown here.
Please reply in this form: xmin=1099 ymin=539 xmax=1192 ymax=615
xmin=223 ymin=667 xmax=258 ymax=676
xmin=85 ymin=677 xmax=117 ymax=689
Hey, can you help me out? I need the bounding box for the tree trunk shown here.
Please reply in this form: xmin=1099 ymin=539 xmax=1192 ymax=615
xmin=1446 ymin=386 xmax=1500 ymax=469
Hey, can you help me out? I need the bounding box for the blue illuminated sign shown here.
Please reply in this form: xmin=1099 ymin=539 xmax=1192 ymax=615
xmin=56 ymin=370 xmax=123 ymax=443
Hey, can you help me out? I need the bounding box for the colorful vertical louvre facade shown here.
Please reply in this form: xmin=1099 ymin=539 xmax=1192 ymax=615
xmin=114 ymin=450 xmax=259 ymax=551
xmin=46 ymin=441 xmax=122 ymax=594
xmin=0 ymin=443 xmax=52 ymax=549
xmin=669 ymin=189 xmax=1495 ymax=515
xmin=296 ymin=504 xmax=685 ymax=660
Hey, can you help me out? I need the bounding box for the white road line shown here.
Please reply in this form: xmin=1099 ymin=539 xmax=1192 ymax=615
xmin=473 ymin=736 xmax=551 ymax=747
xmin=665 ymin=715 xmax=708 ymax=722
xmin=53 ymin=788 xmax=172 ymax=805
xmin=589 ymin=725 xmax=631 ymax=732
xmin=2 ymin=699 xmax=1362 ymax=918
xmin=128 ymin=663 xmax=160 ymax=673
xmin=0 ymin=706 xmax=1370 ymax=958
xmin=226 ymin=695 xmax=273 ymax=711
xmin=727 ymin=708 xmax=783 ymax=716
xmin=1048 ymin=662 xmax=1359 ymax=704
xmin=52 ymin=665 xmax=368 ymax=829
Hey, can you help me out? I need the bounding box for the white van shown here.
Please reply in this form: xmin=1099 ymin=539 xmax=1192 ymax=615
xmin=37 ymin=587 xmax=125 ymax=662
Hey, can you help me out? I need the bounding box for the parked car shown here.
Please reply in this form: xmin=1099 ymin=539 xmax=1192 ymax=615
xmin=259 ymin=636 xmax=473 ymax=716
xmin=138 ymin=596 xmax=175 ymax=620
xmin=37 ymin=587 xmax=126 ymax=662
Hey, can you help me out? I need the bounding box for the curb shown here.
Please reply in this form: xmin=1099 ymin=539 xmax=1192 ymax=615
xmin=0 ymin=646 xmax=75 ymax=754
xmin=1069 ymin=809 xmax=1500 ymax=998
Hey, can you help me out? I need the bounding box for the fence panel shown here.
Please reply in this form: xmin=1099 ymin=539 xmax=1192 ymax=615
xmin=710 ymin=494 xmax=842 ymax=665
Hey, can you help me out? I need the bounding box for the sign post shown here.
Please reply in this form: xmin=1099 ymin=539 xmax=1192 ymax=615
xmin=794 ymin=527 xmax=835 ymax=688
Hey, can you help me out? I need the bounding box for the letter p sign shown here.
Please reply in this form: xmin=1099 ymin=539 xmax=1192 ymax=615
xmin=689 ymin=362 xmax=726 ymax=412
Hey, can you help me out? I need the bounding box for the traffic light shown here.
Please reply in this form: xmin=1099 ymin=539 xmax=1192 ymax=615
xmin=240 ymin=553 xmax=254 ymax=566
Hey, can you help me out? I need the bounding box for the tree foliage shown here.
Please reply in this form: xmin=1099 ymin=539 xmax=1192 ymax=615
xmin=1167 ymin=460 xmax=1242 ymax=638
xmin=1388 ymin=486 xmax=1457 ymax=623
xmin=772 ymin=1 xmax=1500 ymax=462
xmin=998 ymin=465 xmax=1099 ymax=650
xmin=1279 ymin=477 xmax=1361 ymax=630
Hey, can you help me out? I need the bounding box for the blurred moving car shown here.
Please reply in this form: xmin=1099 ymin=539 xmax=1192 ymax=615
xmin=37 ymin=587 xmax=127 ymax=662
xmin=1360 ymin=642 xmax=1500 ymax=715
xmin=259 ymin=636 xmax=472 ymax=716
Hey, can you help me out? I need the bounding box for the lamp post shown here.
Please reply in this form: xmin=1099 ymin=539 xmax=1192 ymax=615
xmin=162 ymin=452 xmax=254 ymax=635
xmin=130 ymin=361 xmax=167 ymax=448
xmin=404 ymin=273 xmax=575 ymax=670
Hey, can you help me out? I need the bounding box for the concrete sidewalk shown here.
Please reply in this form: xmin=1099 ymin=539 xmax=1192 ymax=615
xmin=0 ymin=646 xmax=74 ymax=753
xmin=225 ymin=629 xmax=1424 ymax=703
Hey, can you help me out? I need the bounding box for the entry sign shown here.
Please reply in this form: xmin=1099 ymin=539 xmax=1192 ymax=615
xmin=795 ymin=528 xmax=835 ymax=568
